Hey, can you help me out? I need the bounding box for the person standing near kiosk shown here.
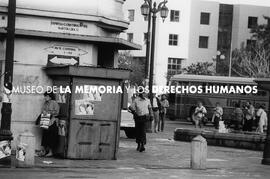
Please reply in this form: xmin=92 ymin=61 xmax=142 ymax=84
xmin=40 ymin=91 xmax=60 ymax=157
xmin=129 ymin=91 xmax=153 ymax=152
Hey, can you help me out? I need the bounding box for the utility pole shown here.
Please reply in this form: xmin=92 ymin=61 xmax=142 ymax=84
xmin=0 ymin=0 xmax=16 ymax=165
xmin=144 ymin=0 xmax=152 ymax=79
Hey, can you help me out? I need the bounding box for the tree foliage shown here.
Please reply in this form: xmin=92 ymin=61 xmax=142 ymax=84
xmin=117 ymin=51 xmax=146 ymax=86
xmin=250 ymin=16 xmax=270 ymax=48
xmin=182 ymin=62 xmax=214 ymax=75
xmin=231 ymin=16 xmax=270 ymax=78
xmin=231 ymin=43 xmax=270 ymax=78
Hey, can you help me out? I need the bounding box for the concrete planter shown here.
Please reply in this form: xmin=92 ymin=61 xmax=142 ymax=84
xmin=174 ymin=128 xmax=266 ymax=151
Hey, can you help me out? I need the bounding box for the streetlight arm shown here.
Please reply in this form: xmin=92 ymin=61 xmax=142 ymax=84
xmin=157 ymin=0 xmax=168 ymax=11
xmin=144 ymin=0 xmax=168 ymax=13
xmin=144 ymin=0 xmax=152 ymax=9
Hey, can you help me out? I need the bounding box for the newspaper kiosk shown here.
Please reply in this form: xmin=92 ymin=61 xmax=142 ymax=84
xmin=45 ymin=65 xmax=130 ymax=160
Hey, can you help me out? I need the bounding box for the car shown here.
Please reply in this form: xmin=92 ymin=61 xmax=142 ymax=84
xmin=120 ymin=109 xmax=136 ymax=139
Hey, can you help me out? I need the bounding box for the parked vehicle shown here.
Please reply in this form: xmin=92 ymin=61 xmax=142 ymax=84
xmin=167 ymin=74 xmax=268 ymax=125
xmin=120 ymin=110 xmax=135 ymax=138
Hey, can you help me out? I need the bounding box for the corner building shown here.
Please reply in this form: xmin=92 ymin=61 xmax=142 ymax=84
xmin=0 ymin=0 xmax=140 ymax=150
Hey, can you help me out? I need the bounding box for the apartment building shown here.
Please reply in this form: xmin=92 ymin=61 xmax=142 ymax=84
xmin=122 ymin=0 xmax=270 ymax=86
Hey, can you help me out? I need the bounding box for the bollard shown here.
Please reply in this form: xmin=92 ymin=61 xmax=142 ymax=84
xmin=191 ymin=135 xmax=207 ymax=170
xmin=16 ymin=131 xmax=35 ymax=167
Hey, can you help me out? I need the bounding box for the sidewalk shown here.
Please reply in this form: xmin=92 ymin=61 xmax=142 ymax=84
xmin=0 ymin=120 xmax=270 ymax=179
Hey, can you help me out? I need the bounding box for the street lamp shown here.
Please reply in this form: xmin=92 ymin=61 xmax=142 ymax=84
xmin=214 ymin=49 xmax=233 ymax=76
xmin=141 ymin=0 xmax=152 ymax=80
xmin=213 ymin=51 xmax=225 ymax=74
xmin=140 ymin=1 xmax=150 ymax=16
xmin=140 ymin=0 xmax=169 ymax=104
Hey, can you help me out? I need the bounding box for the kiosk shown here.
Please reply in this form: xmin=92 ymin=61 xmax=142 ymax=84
xmin=45 ymin=65 xmax=130 ymax=160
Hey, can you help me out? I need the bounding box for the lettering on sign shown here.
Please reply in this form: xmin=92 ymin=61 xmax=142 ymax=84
xmin=51 ymin=20 xmax=88 ymax=33
xmin=47 ymin=54 xmax=79 ymax=66
xmin=44 ymin=45 xmax=88 ymax=56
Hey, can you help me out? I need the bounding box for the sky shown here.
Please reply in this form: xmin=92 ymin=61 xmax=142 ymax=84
xmin=205 ymin=0 xmax=270 ymax=6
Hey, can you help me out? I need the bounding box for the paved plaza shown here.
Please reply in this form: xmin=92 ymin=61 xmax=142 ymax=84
xmin=0 ymin=121 xmax=270 ymax=179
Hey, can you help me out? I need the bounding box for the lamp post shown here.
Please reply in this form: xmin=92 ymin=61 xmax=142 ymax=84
xmin=140 ymin=0 xmax=169 ymax=104
xmin=0 ymin=0 xmax=16 ymax=165
xmin=254 ymin=79 xmax=270 ymax=165
xmin=213 ymin=51 xmax=225 ymax=74
xmin=143 ymin=0 xmax=152 ymax=79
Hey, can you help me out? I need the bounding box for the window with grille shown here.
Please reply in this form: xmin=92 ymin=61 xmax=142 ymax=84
xmin=169 ymin=34 xmax=178 ymax=46
xmin=200 ymin=12 xmax=210 ymax=25
xmin=167 ymin=58 xmax=182 ymax=75
xmin=246 ymin=39 xmax=256 ymax=49
xmin=248 ymin=16 xmax=257 ymax=28
xmin=128 ymin=10 xmax=135 ymax=21
xmin=199 ymin=36 xmax=209 ymax=48
xmin=170 ymin=10 xmax=180 ymax=22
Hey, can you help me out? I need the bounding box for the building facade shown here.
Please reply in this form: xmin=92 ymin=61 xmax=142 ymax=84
xmin=0 ymin=0 xmax=139 ymax=149
xmin=122 ymin=0 xmax=270 ymax=86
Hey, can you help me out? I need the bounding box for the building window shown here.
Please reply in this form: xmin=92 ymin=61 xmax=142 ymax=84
xmin=169 ymin=34 xmax=178 ymax=46
xmin=200 ymin=12 xmax=210 ymax=25
xmin=168 ymin=58 xmax=182 ymax=75
xmin=199 ymin=36 xmax=209 ymax=48
xmin=128 ymin=10 xmax=135 ymax=21
xmin=143 ymin=33 xmax=148 ymax=44
xmin=246 ymin=39 xmax=256 ymax=49
xmin=127 ymin=33 xmax=133 ymax=42
xmin=248 ymin=16 xmax=257 ymax=28
xmin=170 ymin=10 xmax=180 ymax=22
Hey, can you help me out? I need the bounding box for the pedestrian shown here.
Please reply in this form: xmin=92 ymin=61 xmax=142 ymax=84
xmin=129 ymin=91 xmax=153 ymax=152
xmin=40 ymin=91 xmax=60 ymax=157
xmin=212 ymin=102 xmax=223 ymax=129
xmin=150 ymin=93 xmax=161 ymax=133
xmin=159 ymin=94 xmax=169 ymax=132
xmin=193 ymin=101 xmax=207 ymax=128
xmin=231 ymin=103 xmax=243 ymax=130
xmin=256 ymin=105 xmax=268 ymax=133
xmin=243 ymin=101 xmax=255 ymax=131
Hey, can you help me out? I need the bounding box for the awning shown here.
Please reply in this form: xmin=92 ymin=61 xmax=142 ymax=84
xmin=0 ymin=28 xmax=141 ymax=50
xmin=44 ymin=65 xmax=131 ymax=80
